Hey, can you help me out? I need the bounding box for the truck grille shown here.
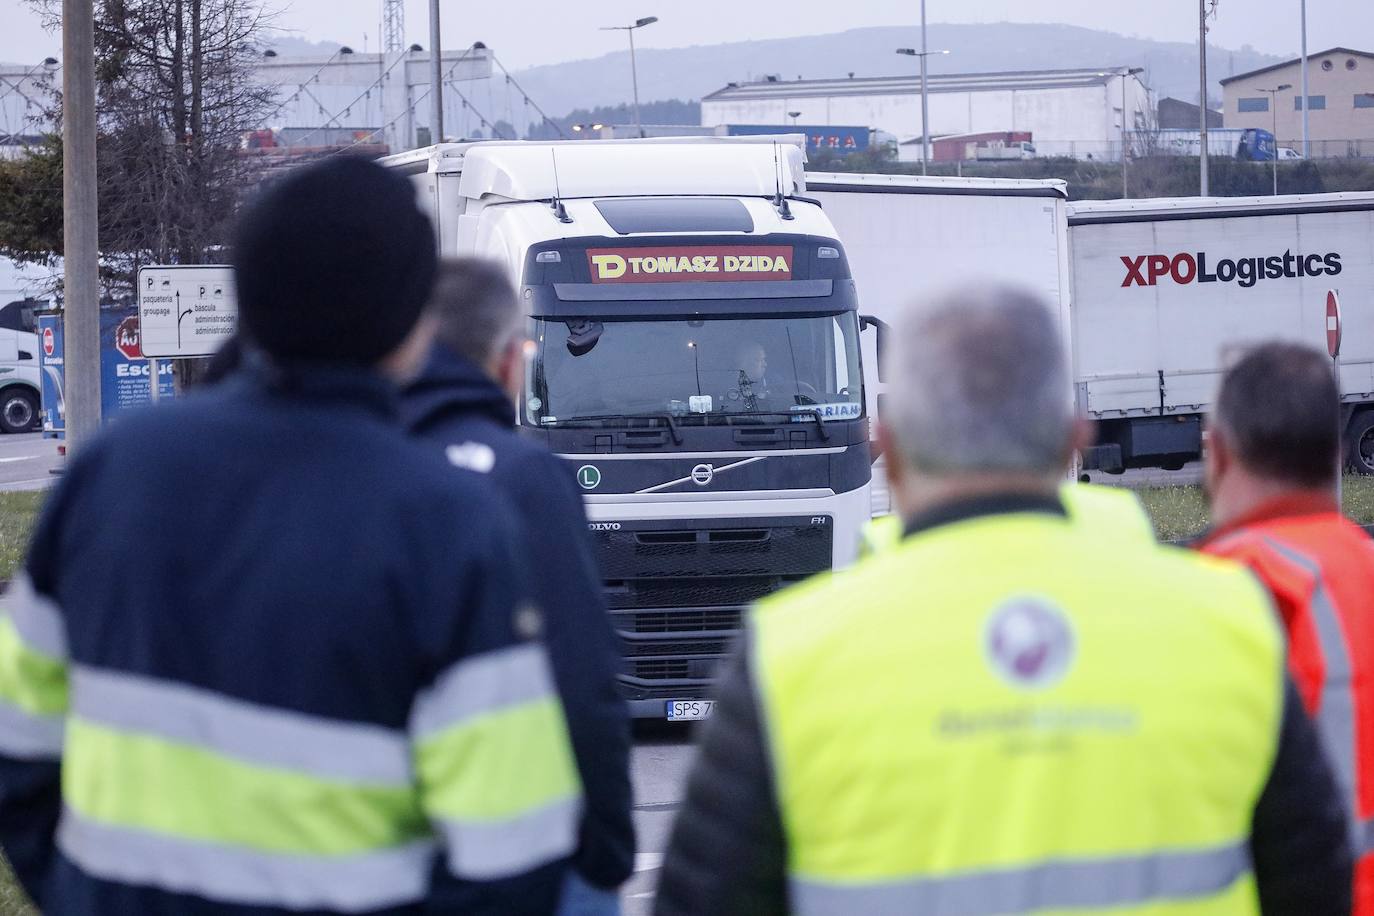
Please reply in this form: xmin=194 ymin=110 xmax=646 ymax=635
xmin=591 ymin=517 xmax=833 ymax=704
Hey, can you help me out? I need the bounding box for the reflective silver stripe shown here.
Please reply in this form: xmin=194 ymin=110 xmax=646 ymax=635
xmin=410 ymin=643 xmax=555 ymax=739
xmin=635 ymin=456 xmax=766 ymax=495
xmin=791 ymin=843 xmax=1251 ymax=916
xmin=1263 ymin=538 xmax=1361 ymax=852
xmin=3 ymin=572 xmax=67 ymax=660
xmin=58 ymin=807 xmax=434 ymax=912
xmin=0 ymin=700 xmax=63 ymax=759
xmin=70 ymin=666 xmax=411 ymax=784
xmin=439 ymin=795 xmax=580 ymax=880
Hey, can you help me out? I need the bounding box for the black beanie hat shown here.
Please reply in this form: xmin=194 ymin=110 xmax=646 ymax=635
xmin=231 ymin=156 xmax=436 ymax=365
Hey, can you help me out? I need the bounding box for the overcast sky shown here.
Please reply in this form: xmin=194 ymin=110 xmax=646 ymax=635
xmin=3 ymin=0 xmax=1369 ymax=70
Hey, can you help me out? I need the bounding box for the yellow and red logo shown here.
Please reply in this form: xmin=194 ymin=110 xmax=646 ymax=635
xmin=587 ymin=246 xmax=794 ymax=283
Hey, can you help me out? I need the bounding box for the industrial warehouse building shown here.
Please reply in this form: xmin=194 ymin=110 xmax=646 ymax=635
xmin=700 ymin=68 xmax=1152 ymax=161
xmin=1221 ymin=48 xmax=1374 ymax=158
xmin=0 ymin=45 xmax=501 ymax=159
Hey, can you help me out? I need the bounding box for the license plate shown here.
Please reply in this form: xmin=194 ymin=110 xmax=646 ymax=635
xmin=665 ymin=700 xmax=714 ymax=721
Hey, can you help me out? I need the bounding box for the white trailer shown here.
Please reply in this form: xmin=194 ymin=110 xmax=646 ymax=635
xmin=1068 ymin=193 xmax=1374 ymax=473
xmin=806 ymin=173 xmax=1072 ymax=513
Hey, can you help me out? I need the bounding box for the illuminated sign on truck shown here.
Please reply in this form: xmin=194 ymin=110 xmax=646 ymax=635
xmin=587 ymin=246 xmax=794 ymax=283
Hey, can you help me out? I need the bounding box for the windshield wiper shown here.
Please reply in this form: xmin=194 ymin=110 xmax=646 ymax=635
xmin=564 ymin=413 xmax=683 ymax=445
xmin=725 ymin=409 xmax=830 ymax=442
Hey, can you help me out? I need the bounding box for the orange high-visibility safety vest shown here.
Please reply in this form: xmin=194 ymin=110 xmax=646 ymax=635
xmin=1201 ymin=498 xmax=1374 ymax=916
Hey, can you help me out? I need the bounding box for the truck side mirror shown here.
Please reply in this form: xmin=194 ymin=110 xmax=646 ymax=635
xmin=859 ymin=314 xmax=889 ymax=383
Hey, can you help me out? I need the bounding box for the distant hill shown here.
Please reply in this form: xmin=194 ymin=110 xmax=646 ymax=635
xmin=504 ymin=22 xmax=1283 ymax=123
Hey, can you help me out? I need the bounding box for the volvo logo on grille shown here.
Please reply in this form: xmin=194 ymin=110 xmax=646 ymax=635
xmin=690 ymin=463 xmax=715 ymax=486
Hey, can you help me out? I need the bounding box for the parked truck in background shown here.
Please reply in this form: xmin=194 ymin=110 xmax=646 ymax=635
xmin=928 ymin=131 xmax=1036 ymax=162
xmin=0 ymin=257 xmax=49 ymax=433
xmin=382 ymin=138 xmax=874 ymax=719
xmin=806 ymin=172 xmax=1072 ymax=513
xmin=1069 ymin=192 xmax=1374 ymax=474
xmin=1130 ymin=127 xmax=1276 ymax=160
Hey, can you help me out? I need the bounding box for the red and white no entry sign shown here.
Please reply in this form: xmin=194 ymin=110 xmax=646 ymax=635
xmin=1327 ymin=290 xmax=1342 ymax=359
xmin=41 ymin=326 xmax=54 ymax=357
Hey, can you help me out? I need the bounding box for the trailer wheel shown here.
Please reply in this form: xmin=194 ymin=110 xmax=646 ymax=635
xmin=1347 ymin=411 xmax=1374 ymax=476
xmin=0 ymin=388 xmax=37 ymax=434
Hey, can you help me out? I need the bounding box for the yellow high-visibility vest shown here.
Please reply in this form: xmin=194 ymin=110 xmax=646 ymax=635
xmin=755 ymin=508 xmax=1282 ymax=915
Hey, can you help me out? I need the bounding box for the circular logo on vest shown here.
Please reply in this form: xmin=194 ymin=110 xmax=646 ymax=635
xmin=690 ymin=463 xmax=714 ymax=486
xmin=577 ymin=465 xmax=601 ymax=490
xmin=984 ymin=597 xmax=1075 ymax=690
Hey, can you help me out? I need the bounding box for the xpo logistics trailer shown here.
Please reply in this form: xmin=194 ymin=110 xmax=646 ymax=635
xmin=381 ymin=138 xmax=876 ymax=719
xmin=1069 ymin=192 xmax=1374 ymax=474
xmin=817 ymin=181 xmax=1374 ymax=478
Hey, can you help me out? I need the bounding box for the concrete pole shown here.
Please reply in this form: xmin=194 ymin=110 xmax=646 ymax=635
xmin=629 ymin=27 xmax=643 ymax=138
xmin=1122 ymin=73 xmax=1129 ymax=198
xmin=62 ymin=0 xmax=102 ymax=452
xmin=1272 ymin=96 xmax=1280 ymax=194
xmin=1300 ymin=0 xmax=1310 ymax=158
xmin=1198 ymin=0 xmax=1210 ymax=196
xmin=429 ymin=0 xmax=442 ymax=143
xmin=919 ymin=0 xmax=930 ymax=176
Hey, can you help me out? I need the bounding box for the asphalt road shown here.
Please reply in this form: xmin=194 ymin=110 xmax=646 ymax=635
xmin=0 ymin=432 xmax=62 ymax=492
xmin=1081 ymin=460 xmax=1204 ymax=489
xmin=623 ymin=722 xmax=697 ymax=915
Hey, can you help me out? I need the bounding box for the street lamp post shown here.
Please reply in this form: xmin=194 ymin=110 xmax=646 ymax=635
xmin=1199 ymin=0 xmax=1210 ymax=196
xmin=1300 ymin=0 xmax=1309 ymax=158
xmin=1120 ymin=67 xmax=1146 ymax=198
xmin=63 ymin=0 xmax=102 ymax=452
xmin=788 ymin=111 xmax=801 ymax=126
xmin=1256 ymin=83 xmax=1292 ymax=195
xmin=429 ymin=0 xmax=442 ymax=143
xmin=601 ymin=16 xmax=658 ymax=138
xmin=895 ymin=45 xmax=950 ymax=175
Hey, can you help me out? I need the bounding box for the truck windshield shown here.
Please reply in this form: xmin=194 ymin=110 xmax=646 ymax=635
xmin=525 ymin=312 xmax=863 ymax=427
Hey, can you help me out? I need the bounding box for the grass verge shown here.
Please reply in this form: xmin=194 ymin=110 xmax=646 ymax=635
xmin=0 ymin=491 xmax=45 ymax=582
xmin=1137 ymin=475 xmax=1374 ymax=543
xmin=0 ymin=855 xmax=34 ymax=916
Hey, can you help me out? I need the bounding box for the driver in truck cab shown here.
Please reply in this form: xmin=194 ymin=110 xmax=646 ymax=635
xmin=736 ymin=341 xmax=771 ymax=406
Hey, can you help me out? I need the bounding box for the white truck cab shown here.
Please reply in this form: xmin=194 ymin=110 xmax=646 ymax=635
xmin=383 ymin=138 xmax=874 ymax=718
xmin=0 ymin=258 xmax=49 ymax=433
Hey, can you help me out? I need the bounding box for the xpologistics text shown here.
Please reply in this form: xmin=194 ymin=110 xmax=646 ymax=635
xmin=1121 ymin=250 xmax=1342 ymax=289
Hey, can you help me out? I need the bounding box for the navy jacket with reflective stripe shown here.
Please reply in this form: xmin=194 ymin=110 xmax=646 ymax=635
xmin=402 ymin=344 xmax=635 ymax=889
xmin=0 ymin=361 xmax=569 ymax=915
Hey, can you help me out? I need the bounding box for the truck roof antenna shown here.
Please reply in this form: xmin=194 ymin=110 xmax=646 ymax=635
xmin=549 ymin=149 xmax=573 ymax=224
xmin=773 ymin=142 xmax=794 ymax=221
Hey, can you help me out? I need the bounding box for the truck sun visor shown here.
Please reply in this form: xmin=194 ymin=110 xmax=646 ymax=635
xmin=594 ymin=198 xmax=754 ymax=235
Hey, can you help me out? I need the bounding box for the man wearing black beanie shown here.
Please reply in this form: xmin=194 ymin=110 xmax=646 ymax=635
xmin=0 ymin=157 xmax=585 ymax=916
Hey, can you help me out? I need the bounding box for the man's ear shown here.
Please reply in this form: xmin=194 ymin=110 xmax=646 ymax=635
xmin=1204 ymin=421 xmax=1231 ymax=488
xmin=1067 ymin=417 xmax=1095 ymax=468
xmin=877 ymin=421 xmax=906 ymax=497
xmin=493 ymin=336 xmax=526 ymax=402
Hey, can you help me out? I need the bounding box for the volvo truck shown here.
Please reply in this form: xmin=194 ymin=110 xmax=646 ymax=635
xmin=382 ymin=138 xmax=873 ymax=719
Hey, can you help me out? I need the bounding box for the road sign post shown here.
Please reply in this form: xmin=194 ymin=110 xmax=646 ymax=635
xmin=1328 ymin=289 xmax=1342 ymax=508
xmin=137 ymin=266 xmax=237 ymax=360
